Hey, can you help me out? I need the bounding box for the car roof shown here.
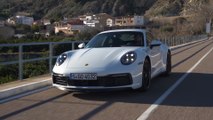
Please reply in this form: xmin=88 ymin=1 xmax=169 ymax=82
xmin=100 ymin=29 xmax=146 ymax=34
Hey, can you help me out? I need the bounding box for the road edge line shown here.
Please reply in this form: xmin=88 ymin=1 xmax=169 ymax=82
xmin=0 ymin=86 xmax=52 ymax=104
xmin=0 ymin=79 xmax=52 ymax=100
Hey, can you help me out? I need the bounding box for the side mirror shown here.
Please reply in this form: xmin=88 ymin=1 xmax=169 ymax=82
xmin=150 ymin=40 xmax=161 ymax=49
xmin=78 ymin=43 xmax=85 ymax=49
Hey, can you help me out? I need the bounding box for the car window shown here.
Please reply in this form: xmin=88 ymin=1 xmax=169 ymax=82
xmin=146 ymin=32 xmax=154 ymax=46
xmin=86 ymin=31 xmax=144 ymax=48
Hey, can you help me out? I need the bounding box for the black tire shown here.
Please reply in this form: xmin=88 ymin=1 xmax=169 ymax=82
xmin=139 ymin=58 xmax=151 ymax=91
xmin=163 ymin=51 xmax=171 ymax=76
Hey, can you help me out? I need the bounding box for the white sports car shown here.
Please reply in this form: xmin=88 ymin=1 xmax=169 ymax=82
xmin=52 ymin=29 xmax=171 ymax=91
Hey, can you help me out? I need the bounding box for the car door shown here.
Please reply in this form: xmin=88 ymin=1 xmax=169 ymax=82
xmin=146 ymin=32 xmax=161 ymax=76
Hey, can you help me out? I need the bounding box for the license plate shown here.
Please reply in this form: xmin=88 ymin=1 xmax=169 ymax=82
xmin=70 ymin=73 xmax=97 ymax=80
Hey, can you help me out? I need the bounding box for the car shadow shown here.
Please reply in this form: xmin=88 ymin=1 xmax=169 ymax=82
xmin=73 ymin=72 xmax=213 ymax=107
xmin=172 ymin=41 xmax=213 ymax=69
xmin=70 ymin=72 xmax=213 ymax=120
xmin=171 ymin=40 xmax=207 ymax=56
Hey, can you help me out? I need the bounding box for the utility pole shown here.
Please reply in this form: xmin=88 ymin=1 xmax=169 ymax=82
xmin=206 ymin=19 xmax=211 ymax=34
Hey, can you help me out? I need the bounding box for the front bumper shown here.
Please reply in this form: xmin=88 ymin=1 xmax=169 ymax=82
xmin=52 ymin=73 xmax=133 ymax=90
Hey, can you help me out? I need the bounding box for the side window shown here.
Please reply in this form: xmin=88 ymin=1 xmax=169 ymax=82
xmin=146 ymin=33 xmax=152 ymax=46
xmin=133 ymin=32 xmax=144 ymax=46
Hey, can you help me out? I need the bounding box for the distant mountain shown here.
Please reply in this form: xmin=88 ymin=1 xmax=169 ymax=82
xmin=0 ymin=0 xmax=212 ymax=20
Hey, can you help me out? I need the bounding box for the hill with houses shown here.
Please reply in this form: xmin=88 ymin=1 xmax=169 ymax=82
xmin=0 ymin=0 xmax=212 ymax=42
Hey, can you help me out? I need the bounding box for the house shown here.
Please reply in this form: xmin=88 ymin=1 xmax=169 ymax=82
xmin=79 ymin=14 xmax=99 ymax=27
xmin=55 ymin=22 xmax=72 ymax=35
xmin=133 ymin=16 xmax=144 ymax=26
xmin=115 ymin=17 xmax=123 ymax=26
xmin=14 ymin=34 xmax=26 ymax=38
xmin=33 ymin=20 xmax=42 ymax=26
xmin=79 ymin=13 xmax=114 ymax=28
xmin=115 ymin=15 xmax=144 ymax=26
xmin=54 ymin=18 xmax=85 ymax=35
xmin=106 ymin=18 xmax=114 ymax=27
xmin=7 ymin=17 xmax=16 ymax=25
xmin=42 ymin=19 xmax=51 ymax=25
xmin=16 ymin=16 xmax=34 ymax=26
xmin=67 ymin=18 xmax=85 ymax=34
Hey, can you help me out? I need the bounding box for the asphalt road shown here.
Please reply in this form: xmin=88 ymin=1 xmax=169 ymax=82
xmin=1 ymin=38 xmax=213 ymax=120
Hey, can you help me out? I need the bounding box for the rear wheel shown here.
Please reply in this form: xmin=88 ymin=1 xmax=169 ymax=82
xmin=163 ymin=51 xmax=171 ymax=76
xmin=139 ymin=59 xmax=151 ymax=91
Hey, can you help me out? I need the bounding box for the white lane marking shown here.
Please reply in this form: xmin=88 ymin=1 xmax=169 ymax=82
xmin=0 ymin=86 xmax=52 ymax=104
xmin=137 ymin=46 xmax=213 ymax=120
xmin=0 ymin=79 xmax=51 ymax=92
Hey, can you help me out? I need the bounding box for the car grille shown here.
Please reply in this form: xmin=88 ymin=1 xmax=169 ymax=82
xmin=52 ymin=73 xmax=132 ymax=87
xmin=52 ymin=74 xmax=69 ymax=86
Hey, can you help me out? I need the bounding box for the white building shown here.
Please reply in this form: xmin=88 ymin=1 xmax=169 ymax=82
xmin=54 ymin=19 xmax=85 ymax=35
xmin=43 ymin=19 xmax=51 ymax=25
xmin=106 ymin=18 xmax=114 ymax=27
xmin=115 ymin=15 xmax=144 ymax=26
xmin=79 ymin=13 xmax=113 ymax=28
xmin=16 ymin=16 xmax=34 ymax=26
xmin=7 ymin=18 xmax=16 ymax=25
xmin=82 ymin=15 xmax=99 ymax=27
xmin=133 ymin=16 xmax=144 ymax=26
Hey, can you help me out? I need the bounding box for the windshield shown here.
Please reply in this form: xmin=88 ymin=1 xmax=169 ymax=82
xmin=86 ymin=31 xmax=144 ymax=48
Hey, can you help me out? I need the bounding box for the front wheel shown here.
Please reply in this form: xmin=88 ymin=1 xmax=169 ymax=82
xmin=139 ymin=59 xmax=151 ymax=91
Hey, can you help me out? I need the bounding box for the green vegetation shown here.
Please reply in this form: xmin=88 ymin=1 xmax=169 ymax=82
xmin=0 ymin=34 xmax=89 ymax=84
xmin=0 ymin=61 xmax=49 ymax=84
xmin=0 ymin=64 xmax=18 ymax=84
xmin=23 ymin=61 xmax=49 ymax=79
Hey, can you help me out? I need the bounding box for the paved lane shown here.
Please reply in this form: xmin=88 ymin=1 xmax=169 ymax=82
xmin=147 ymin=42 xmax=213 ymax=120
xmin=0 ymin=39 xmax=213 ymax=120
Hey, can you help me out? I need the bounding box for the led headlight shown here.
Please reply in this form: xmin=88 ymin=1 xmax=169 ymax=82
xmin=121 ymin=51 xmax=137 ymax=65
xmin=56 ymin=53 xmax=67 ymax=66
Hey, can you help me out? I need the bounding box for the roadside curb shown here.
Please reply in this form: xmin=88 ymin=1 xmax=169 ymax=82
xmin=0 ymin=79 xmax=51 ymax=100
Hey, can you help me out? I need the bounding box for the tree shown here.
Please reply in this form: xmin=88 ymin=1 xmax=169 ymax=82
xmin=183 ymin=1 xmax=213 ymax=34
xmin=31 ymin=24 xmax=40 ymax=32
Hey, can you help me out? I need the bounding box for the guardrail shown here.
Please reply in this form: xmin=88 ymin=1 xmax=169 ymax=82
xmin=161 ymin=34 xmax=208 ymax=46
xmin=0 ymin=34 xmax=208 ymax=81
xmin=0 ymin=41 xmax=85 ymax=80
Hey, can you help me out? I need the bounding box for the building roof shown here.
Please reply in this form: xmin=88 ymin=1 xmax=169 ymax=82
xmin=67 ymin=19 xmax=84 ymax=25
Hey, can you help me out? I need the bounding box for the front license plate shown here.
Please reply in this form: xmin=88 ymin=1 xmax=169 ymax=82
xmin=70 ymin=73 xmax=97 ymax=80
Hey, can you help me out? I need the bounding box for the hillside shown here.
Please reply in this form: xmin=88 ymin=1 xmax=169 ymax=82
xmin=145 ymin=0 xmax=213 ymax=17
xmin=0 ymin=0 xmax=212 ymax=20
xmin=0 ymin=0 xmax=157 ymax=20
xmin=145 ymin=0 xmax=185 ymax=17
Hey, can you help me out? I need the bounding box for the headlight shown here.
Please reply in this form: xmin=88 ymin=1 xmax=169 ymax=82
xmin=56 ymin=53 xmax=67 ymax=66
xmin=121 ymin=52 xmax=137 ymax=65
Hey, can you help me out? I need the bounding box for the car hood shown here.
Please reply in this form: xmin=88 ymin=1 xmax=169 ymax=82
xmin=66 ymin=47 xmax=139 ymax=69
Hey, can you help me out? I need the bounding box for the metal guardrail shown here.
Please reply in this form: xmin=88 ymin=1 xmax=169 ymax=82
xmin=0 ymin=34 xmax=208 ymax=81
xmin=161 ymin=35 xmax=208 ymax=46
xmin=0 ymin=41 xmax=85 ymax=80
